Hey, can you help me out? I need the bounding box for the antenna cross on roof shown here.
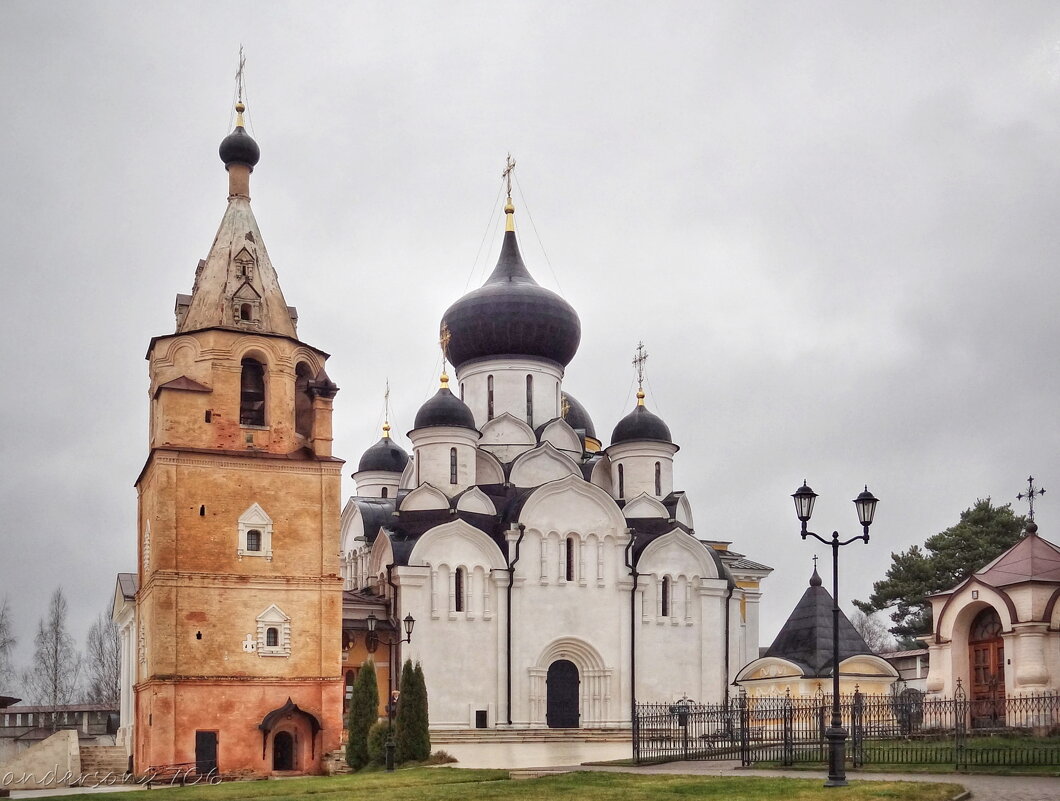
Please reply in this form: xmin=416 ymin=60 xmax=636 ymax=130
xmin=502 ymin=153 xmax=516 ymax=200
xmin=633 ymin=341 xmax=649 ymax=391
xmin=1017 ymin=475 xmax=1046 ymax=521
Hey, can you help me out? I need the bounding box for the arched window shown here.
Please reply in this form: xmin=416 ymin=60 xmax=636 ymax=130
xmin=240 ymin=358 xmax=266 ymax=426
xmin=487 ymin=375 xmax=495 ymax=420
xmin=565 ymin=538 xmax=575 ymax=582
xmin=618 ymin=464 xmax=625 ymax=499
xmin=460 ymin=382 xmax=465 ymax=401
xmin=526 ymin=375 xmax=534 ymax=424
xmin=294 ymin=362 xmax=314 ymax=439
xmin=655 ymin=462 xmax=662 ymax=496
xmin=661 ymin=576 xmax=671 ymax=617
xmin=454 ymin=567 xmax=466 ymax=612
xmin=240 ymin=303 xmax=253 ymax=321
xmin=266 ymin=627 xmax=279 ymax=647
xmin=246 ymin=530 xmax=262 ymax=552
xmin=450 ymin=447 xmax=458 ymax=484
xmin=381 ymin=487 xmax=388 ymax=499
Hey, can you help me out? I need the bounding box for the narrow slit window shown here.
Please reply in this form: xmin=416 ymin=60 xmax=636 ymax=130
xmin=526 ymin=375 xmax=533 ymax=424
xmin=618 ymin=464 xmax=624 ymax=499
xmin=240 ymin=358 xmax=266 ymax=426
xmin=655 ymin=462 xmax=662 ymax=496
xmin=565 ymin=538 xmax=575 ymax=582
xmin=487 ymin=375 xmax=494 ymax=420
xmin=381 ymin=487 xmax=388 ymax=498
xmin=661 ymin=576 xmax=671 ymax=617
xmin=450 ymin=447 xmax=458 ymax=484
xmin=454 ymin=567 xmax=465 ymax=612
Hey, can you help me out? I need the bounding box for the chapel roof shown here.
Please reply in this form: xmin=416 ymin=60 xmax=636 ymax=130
xmin=973 ymin=521 xmax=1060 ymax=586
xmin=763 ymin=567 xmax=873 ymax=677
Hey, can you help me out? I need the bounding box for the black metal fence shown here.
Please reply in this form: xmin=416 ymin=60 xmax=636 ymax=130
xmin=633 ymin=682 xmax=1060 ymax=768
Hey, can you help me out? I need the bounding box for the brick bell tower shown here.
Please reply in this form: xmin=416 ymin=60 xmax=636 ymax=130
xmin=134 ymin=96 xmax=343 ymax=776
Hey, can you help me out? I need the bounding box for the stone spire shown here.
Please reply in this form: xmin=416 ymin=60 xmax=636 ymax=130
xmin=174 ymin=99 xmax=297 ymax=339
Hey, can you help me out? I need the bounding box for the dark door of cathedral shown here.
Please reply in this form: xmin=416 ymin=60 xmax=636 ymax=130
xmin=273 ymin=731 xmax=294 ymax=771
xmin=194 ymin=731 xmax=217 ymax=776
xmin=546 ymin=660 xmax=580 ymax=728
xmin=968 ymin=607 xmax=1005 ymax=729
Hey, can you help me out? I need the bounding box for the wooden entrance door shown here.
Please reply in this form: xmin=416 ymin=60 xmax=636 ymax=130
xmin=968 ymin=607 xmax=1005 ymax=729
xmin=194 ymin=731 xmax=217 ymax=776
xmin=546 ymin=660 xmax=580 ymax=728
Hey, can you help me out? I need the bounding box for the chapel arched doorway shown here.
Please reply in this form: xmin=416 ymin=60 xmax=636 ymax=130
xmin=272 ymin=731 xmax=294 ymax=771
xmin=968 ymin=606 xmax=1005 ymax=729
xmin=546 ymin=659 xmax=580 ymax=728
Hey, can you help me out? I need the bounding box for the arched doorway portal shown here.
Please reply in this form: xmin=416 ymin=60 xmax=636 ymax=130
xmin=273 ymin=731 xmax=294 ymax=771
xmin=968 ymin=606 xmax=1005 ymax=729
xmin=546 ymin=659 xmax=580 ymax=728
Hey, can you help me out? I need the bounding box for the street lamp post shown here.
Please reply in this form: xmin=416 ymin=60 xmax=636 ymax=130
xmin=792 ymin=481 xmax=878 ymax=787
xmin=366 ymin=612 xmax=416 ymax=772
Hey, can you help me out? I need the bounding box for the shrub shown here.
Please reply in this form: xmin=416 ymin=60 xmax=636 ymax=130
xmin=366 ymin=720 xmax=392 ymax=766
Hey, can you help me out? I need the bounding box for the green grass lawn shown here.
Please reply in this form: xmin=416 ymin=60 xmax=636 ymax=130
xmin=31 ymin=768 xmax=963 ymax=801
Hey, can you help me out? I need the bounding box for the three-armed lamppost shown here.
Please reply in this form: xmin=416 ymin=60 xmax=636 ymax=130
xmin=792 ymin=481 xmax=878 ymax=787
xmin=366 ymin=612 xmax=415 ymax=772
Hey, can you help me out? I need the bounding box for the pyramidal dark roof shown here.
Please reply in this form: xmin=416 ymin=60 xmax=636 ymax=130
xmin=763 ymin=567 xmax=873 ymax=677
xmin=973 ymin=522 xmax=1060 ymax=586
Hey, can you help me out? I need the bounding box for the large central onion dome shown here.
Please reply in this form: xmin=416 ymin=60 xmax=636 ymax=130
xmin=441 ymin=204 xmax=580 ymax=369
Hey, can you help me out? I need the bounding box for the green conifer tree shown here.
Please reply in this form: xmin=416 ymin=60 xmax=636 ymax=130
xmin=345 ymin=659 xmax=378 ymax=770
xmin=411 ymin=661 xmax=431 ymax=760
xmin=394 ymin=659 xmax=415 ymax=763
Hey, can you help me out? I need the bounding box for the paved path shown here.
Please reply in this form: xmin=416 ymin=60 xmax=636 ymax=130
xmin=574 ymin=761 xmax=1060 ymax=801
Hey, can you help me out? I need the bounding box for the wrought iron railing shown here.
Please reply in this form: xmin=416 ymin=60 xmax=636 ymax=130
xmin=633 ymin=681 xmax=1060 ymax=768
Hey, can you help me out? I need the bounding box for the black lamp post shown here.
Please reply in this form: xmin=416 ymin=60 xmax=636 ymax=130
xmin=366 ymin=612 xmax=415 ymax=772
xmin=792 ymin=481 xmax=878 ymax=787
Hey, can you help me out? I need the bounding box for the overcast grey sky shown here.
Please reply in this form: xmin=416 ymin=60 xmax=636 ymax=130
xmin=2 ymin=2 xmax=1059 ymax=684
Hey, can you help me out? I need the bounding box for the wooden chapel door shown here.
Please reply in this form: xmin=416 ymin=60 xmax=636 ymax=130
xmin=968 ymin=606 xmax=1005 ymax=729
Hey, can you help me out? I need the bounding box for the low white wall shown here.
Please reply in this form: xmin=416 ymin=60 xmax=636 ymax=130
xmin=0 ymin=729 xmax=81 ymax=791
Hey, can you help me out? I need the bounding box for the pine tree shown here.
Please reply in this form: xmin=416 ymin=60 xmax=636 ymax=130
xmin=345 ymin=659 xmax=378 ymax=770
xmin=855 ymin=498 xmax=1026 ymax=641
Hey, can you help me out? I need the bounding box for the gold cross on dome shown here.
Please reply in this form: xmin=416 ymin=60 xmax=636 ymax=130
xmin=1017 ymin=475 xmax=1046 ymax=521
xmin=235 ymin=45 xmax=247 ymax=104
xmin=502 ymin=153 xmax=516 ymax=199
xmin=439 ymin=322 xmax=452 ymax=364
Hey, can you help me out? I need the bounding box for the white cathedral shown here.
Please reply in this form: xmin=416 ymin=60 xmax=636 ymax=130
xmin=340 ymin=191 xmax=772 ymax=730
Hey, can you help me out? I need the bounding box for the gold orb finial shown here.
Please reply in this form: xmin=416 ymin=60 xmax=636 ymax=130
xmin=382 ymin=422 xmax=391 ymax=437
xmin=235 ymin=100 xmax=246 ymax=128
xmin=440 ymin=371 xmax=450 ymax=388
xmin=636 ymin=389 xmax=646 ymax=406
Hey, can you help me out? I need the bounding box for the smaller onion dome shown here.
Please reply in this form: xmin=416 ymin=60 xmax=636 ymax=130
xmin=219 ymin=102 xmax=261 ymax=170
xmin=357 ymin=424 xmax=410 ymax=473
xmin=413 ymin=375 xmax=476 ymax=431
xmin=610 ymin=391 xmax=673 ymax=444
xmin=809 ymin=565 xmax=823 ymax=587
xmin=561 ymin=392 xmax=596 ymax=440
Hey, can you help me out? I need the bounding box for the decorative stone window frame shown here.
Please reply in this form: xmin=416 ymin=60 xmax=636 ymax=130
xmin=238 ymin=503 xmax=273 ymax=560
xmin=142 ymin=521 xmax=151 ymax=572
xmin=256 ymin=605 xmax=291 ymax=658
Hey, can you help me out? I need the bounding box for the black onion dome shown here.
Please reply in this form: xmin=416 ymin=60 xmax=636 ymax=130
xmin=611 ymin=403 xmax=673 ymax=445
xmin=219 ymin=125 xmax=260 ymax=170
xmin=413 ymin=386 xmax=477 ymax=430
xmin=561 ymin=392 xmax=596 ymax=439
xmin=441 ymin=230 xmax=581 ymax=368
xmin=357 ymin=435 xmax=410 ymax=473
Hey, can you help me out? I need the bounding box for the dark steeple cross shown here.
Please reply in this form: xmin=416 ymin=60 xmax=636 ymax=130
xmin=235 ymin=45 xmax=247 ymax=104
xmin=812 ymin=554 xmax=818 ymax=570
xmin=633 ymin=341 xmax=648 ymax=391
xmin=1017 ymin=475 xmax=1046 ymax=521
xmin=502 ymin=153 xmax=516 ymax=199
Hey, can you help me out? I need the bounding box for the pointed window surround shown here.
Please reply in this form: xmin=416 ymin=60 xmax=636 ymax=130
xmin=256 ymin=605 xmax=291 ymax=657
xmin=238 ymin=503 xmax=273 ymax=559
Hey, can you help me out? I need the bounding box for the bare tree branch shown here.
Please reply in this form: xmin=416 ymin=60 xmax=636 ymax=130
xmin=22 ymin=588 xmax=81 ymax=727
xmin=85 ymin=608 xmax=120 ymax=705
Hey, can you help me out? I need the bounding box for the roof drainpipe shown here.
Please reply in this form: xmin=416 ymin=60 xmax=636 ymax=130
xmin=506 ymin=524 xmax=525 ymax=726
xmin=624 ymin=528 xmax=638 ymax=736
xmin=386 ymin=562 xmax=400 ymax=702
xmin=724 ymin=582 xmax=735 ymax=703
